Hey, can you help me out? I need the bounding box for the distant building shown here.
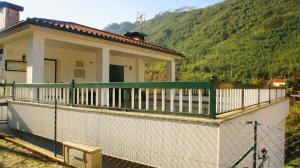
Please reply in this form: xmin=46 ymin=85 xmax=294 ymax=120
xmin=272 ymin=79 xmax=288 ymax=87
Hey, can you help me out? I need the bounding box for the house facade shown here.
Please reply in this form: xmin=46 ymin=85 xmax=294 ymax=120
xmin=0 ymin=2 xmax=182 ymax=84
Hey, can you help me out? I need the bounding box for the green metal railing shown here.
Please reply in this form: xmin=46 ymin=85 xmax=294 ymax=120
xmin=1 ymin=81 xmax=286 ymax=118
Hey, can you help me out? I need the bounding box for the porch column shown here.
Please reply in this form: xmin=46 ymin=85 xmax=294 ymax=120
xmin=27 ymin=34 xmax=45 ymax=83
xmin=167 ymin=59 xmax=176 ymax=81
xmin=166 ymin=59 xmax=176 ymax=101
xmin=137 ymin=58 xmax=145 ymax=82
xmin=96 ymin=48 xmax=110 ymax=106
xmin=96 ymin=48 xmax=110 ymax=82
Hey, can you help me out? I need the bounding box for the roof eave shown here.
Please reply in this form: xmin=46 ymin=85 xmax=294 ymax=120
xmin=0 ymin=19 xmax=185 ymax=57
xmin=0 ymin=21 xmax=28 ymax=37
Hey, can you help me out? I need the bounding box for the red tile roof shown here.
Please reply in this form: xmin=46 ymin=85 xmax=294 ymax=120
xmin=25 ymin=18 xmax=183 ymax=57
xmin=272 ymin=79 xmax=288 ymax=83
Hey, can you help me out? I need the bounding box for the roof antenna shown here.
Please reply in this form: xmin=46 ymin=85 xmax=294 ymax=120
xmin=136 ymin=11 xmax=146 ymax=33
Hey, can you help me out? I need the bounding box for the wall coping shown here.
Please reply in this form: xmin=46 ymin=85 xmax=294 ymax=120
xmin=7 ymin=98 xmax=289 ymax=125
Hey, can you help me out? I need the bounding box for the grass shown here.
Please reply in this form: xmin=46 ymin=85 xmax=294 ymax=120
xmin=285 ymin=99 xmax=300 ymax=167
xmin=285 ymin=157 xmax=300 ymax=168
xmin=0 ymin=138 xmax=67 ymax=168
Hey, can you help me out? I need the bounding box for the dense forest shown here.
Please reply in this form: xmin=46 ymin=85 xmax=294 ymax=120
xmin=104 ymin=0 xmax=300 ymax=83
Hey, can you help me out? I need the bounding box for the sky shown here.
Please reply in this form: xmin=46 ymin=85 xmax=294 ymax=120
xmin=6 ymin=0 xmax=223 ymax=29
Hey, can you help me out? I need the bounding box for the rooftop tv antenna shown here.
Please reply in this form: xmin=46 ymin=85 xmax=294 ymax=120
xmin=136 ymin=12 xmax=146 ymax=33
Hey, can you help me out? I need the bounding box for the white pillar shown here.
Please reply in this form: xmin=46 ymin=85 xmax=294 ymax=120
xmin=166 ymin=59 xmax=175 ymax=101
xmin=96 ymin=48 xmax=110 ymax=106
xmin=167 ymin=59 xmax=176 ymax=81
xmin=26 ymin=34 xmax=45 ymax=83
xmin=96 ymin=48 xmax=110 ymax=82
xmin=137 ymin=59 xmax=145 ymax=82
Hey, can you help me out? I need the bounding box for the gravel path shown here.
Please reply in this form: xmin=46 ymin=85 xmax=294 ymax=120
xmin=0 ymin=138 xmax=67 ymax=168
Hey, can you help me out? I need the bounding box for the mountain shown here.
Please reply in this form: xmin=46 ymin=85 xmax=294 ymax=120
xmin=104 ymin=0 xmax=300 ymax=83
xmin=104 ymin=22 xmax=135 ymax=35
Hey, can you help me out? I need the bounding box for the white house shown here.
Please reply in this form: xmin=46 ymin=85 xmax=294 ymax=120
xmin=0 ymin=2 xmax=290 ymax=168
xmin=272 ymin=79 xmax=288 ymax=87
xmin=0 ymin=2 xmax=183 ymax=84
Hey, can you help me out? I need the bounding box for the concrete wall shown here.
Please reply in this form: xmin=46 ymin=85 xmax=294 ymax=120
xmin=45 ymin=46 xmax=97 ymax=83
xmin=8 ymin=102 xmax=219 ymax=168
xmin=7 ymin=99 xmax=289 ymax=168
xmin=2 ymin=38 xmax=29 ymax=83
xmin=45 ymin=47 xmax=142 ymax=82
xmin=218 ymin=99 xmax=289 ymax=167
xmin=0 ymin=105 xmax=7 ymax=121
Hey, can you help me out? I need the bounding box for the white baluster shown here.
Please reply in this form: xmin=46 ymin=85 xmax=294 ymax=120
xmin=146 ymin=89 xmax=149 ymax=110
xmin=131 ymin=88 xmax=135 ymax=109
xmin=96 ymin=88 xmax=99 ymax=106
xmin=101 ymin=88 xmax=104 ymax=106
xmin=170 ymin=89 xmax=175 ymax=112
xmin=66 ymin=88 xmax=69 ymax=104
xmin=91 ymin=88 xmax=94 ymax=106
xmin=55 ymin=88 xmax=58 ymax=100
xmin=106 ymin=88 xmax=109 ymax=107
xmin=179 ymin=89 xmax=183 ymax=112
xmin=81 ymin=89 xmax=84 ymax=105
xmin=153 ymin=89 xmax=157 ymax=111
xmin=188 ymin=89 xmax=192 ymax=113
xmin=162 ymin=89 xmax=165 ymax=111
xmin=138 ymin=88 xmax=142 ymax=110
xmin=118 ymin=88 xmax=121 ymax=108
xmin=112 ymin=88 xmax=115 ymax=107
xmin=198 ymin=89 xmax=202 ymax=114
xmin=86 ymin=88 xmax=89 ymax=105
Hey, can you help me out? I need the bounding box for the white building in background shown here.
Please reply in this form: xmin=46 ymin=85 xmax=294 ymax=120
xmin=0 ymin=2 xmax=182 ymax=84
xmin=272 ymin=79 xmax=288 ymax=87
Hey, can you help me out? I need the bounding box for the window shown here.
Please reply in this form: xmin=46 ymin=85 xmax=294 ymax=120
xmin=74 ymin=61 xmax=85 ymax=78
xmin=74 ymin=69 xmax=85 ymax=78
xmin=76 ymin=61 xmax=84 ymax=68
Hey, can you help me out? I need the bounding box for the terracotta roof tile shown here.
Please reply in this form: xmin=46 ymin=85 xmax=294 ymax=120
xmin=272 ymin=79 xmax=288 ymax=83
xmin=25 ymin=18 xmax=183 ymax=57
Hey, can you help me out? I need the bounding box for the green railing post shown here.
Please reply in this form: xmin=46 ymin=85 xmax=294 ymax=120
xmin=244 ymin=121 xmax=258 ymax=168
xmin=209 ymin=81 xmax=216 ymax=119
xmin=12 ymin=81 xmax=15 ymax=101
xmin=37 ymin=86 xmax=40 ymax=103
xmin=69 ymin=80 xmax=75 ymax=105
xmin=253 ymin=121 xmax=258 ymax=168
xmin=241 ymin=88 xmax=244 ymax=109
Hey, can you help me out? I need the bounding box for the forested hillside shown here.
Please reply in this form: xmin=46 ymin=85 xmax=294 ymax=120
xmin=104 ymin=0 xmax=300 ymax=83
